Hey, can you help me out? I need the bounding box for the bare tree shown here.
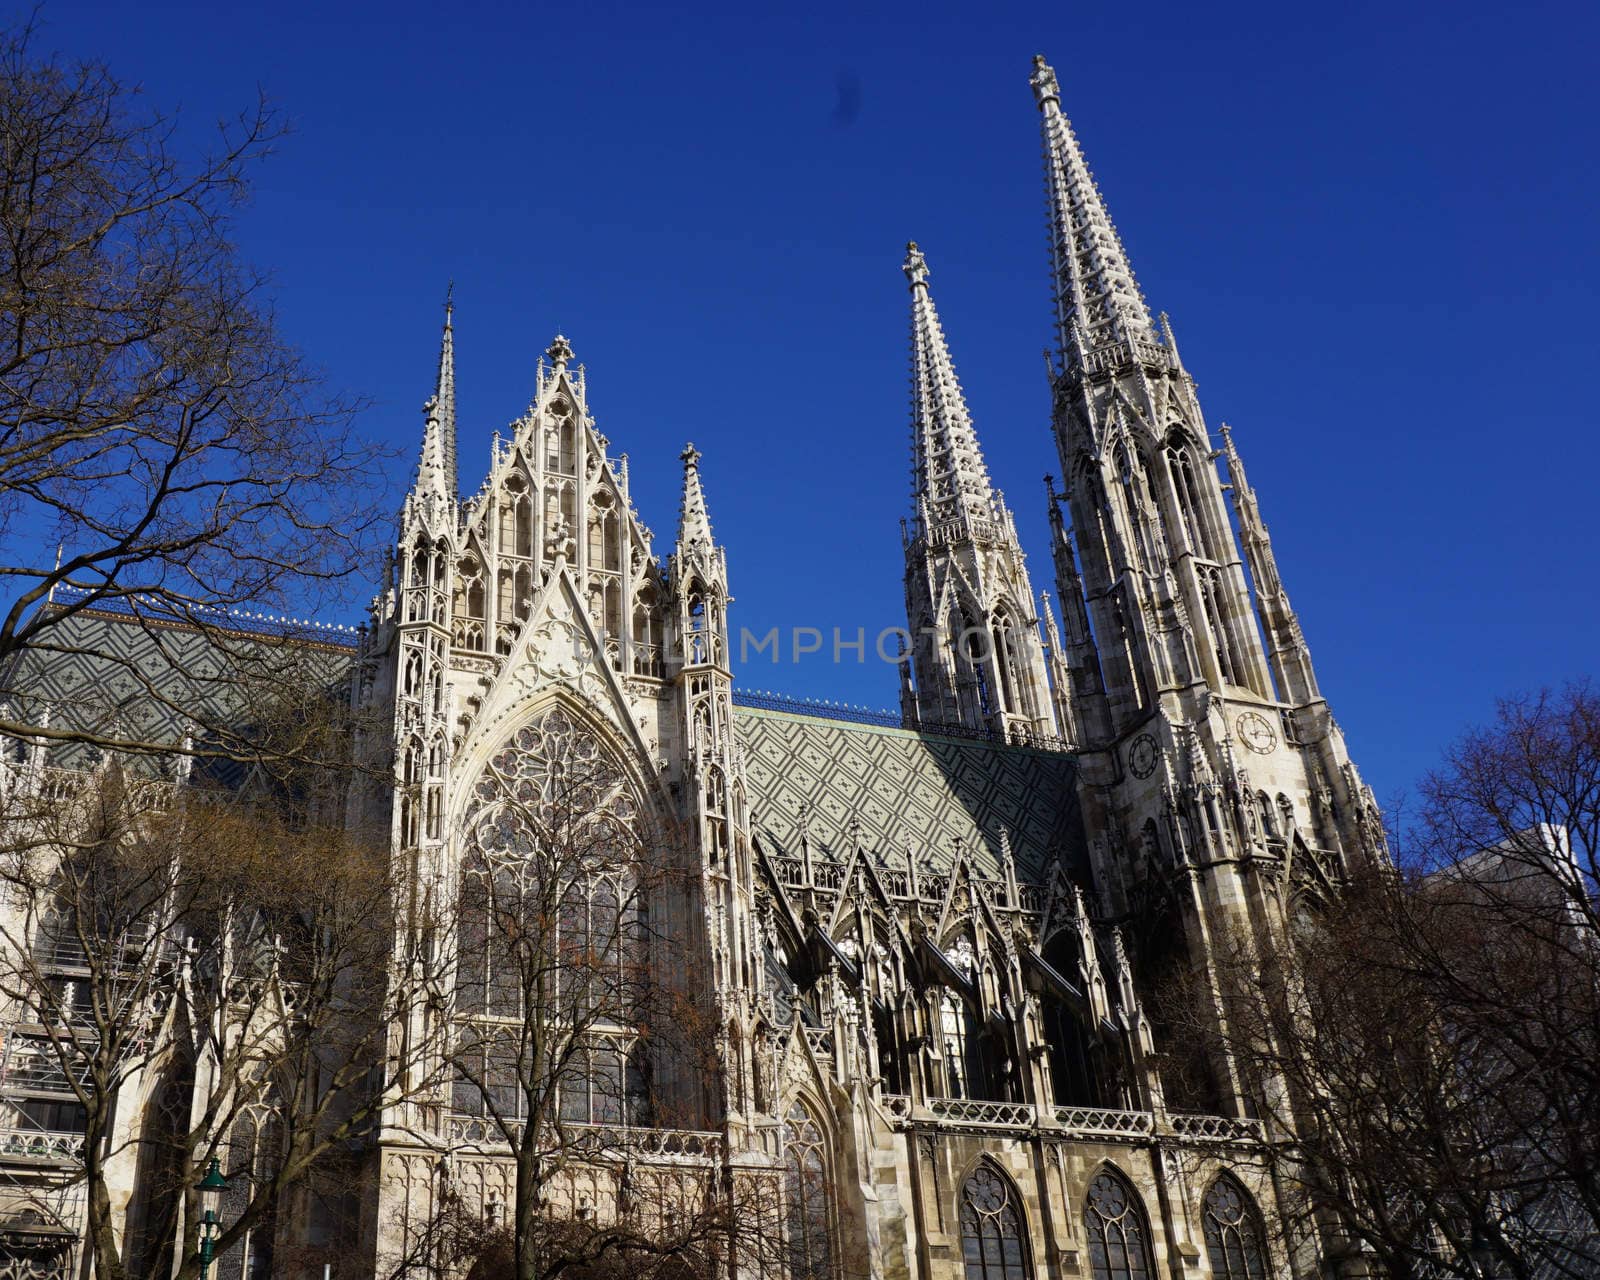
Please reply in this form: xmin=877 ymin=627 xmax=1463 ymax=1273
xmin=0 ymin=19 xmax=387 ymax=760
xmin=0 ymin=694 xmax=440 ymax=1280
xmin=1404 ymin=681 xmax=1600 ymax=1276
xmin=1169 ymin=682 xmax=1600 ymax=1280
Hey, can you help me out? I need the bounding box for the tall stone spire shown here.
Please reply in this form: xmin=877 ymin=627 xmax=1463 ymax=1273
xmin=899 ymin=243 xmax=1056 ymax=738
xmin=1031 ymin=55 xmax=1154 ymax=355
xmin=403 ymin=292 xmax=458 ymax=533
xmin=905 ymin=242 xmax=997 ymax=537
xmin=1028 ymin=54 xmax=1384 ymax=1132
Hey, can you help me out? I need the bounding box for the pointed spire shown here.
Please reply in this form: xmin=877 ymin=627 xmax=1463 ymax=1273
xmin=904 ymin=241 xmax=999 ymax=536
xmin=677 ymin=442 xmax=713 ymax=549
xmin=1220 ymin=425 xmax=1321 ymax=703
xmin=412 ymin=291 xmax=458 ymax=504
xmin=1032 ymin=55 xmax=1154 ymax=358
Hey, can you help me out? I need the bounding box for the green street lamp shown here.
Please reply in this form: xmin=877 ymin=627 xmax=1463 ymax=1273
xmin=196 ymin=1156 xmax=229 ymax=1280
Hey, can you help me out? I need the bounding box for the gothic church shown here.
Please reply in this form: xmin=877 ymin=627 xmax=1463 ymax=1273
xmin=0 ymin=54 xmax=1384 ymax=1280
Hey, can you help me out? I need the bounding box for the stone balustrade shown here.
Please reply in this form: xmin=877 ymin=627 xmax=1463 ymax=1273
xmin=1166 ymin=1112 xmax=1266 ymax=1144
xmin=0 ymin=1128 xmax=83 ymax=1163
xmin=1052 ymin=1105 xmax=1158 ymax=1139
xmin=444 ymin=1116 xmax=722 ymax=1162
xmin=873 ymin=1096 xmax=1265 ymax=1148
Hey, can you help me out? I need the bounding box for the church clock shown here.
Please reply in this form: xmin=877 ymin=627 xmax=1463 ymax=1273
xmin=1127 ymin=733 xmax=1160 ymax=779
xmin=1236 ymin=711 xmax=1277 ymax=754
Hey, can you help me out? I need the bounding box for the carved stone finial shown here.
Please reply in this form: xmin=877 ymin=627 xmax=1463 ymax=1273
xmin=680 ymin=441 xmax=702 ymax=468
xmin=546 ymin=334 xmax=574 ymax=369
xmin=1030 ymin=54 xmax=1060 ymax=107
xmin=903 ymin=240 xmax=930 ymax=290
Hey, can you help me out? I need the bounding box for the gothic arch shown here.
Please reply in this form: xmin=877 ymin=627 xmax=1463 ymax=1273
xmin=1163 ymin=434 xmax=1215 ymax=561
xmin=445 ymin=689 xmax=666 ymax=843
xmin=1082 ymin=1165 xmax=1155 ymax=1280
xmin=957 ymin=1158 xmax=1032 ymax=1280
xmin=1201 ymin=1173 xmax=1270 ymax=1280
xmin=452 ymin=702 xmax=665 ymax=1126
xmin=781 ymin=1097 xmax=836 ymax=1280
xmin=928 ymin=929 xmax=1015 ymax=1102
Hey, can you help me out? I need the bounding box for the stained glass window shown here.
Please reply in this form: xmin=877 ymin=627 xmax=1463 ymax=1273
xmin=961 ymin=1165 xmax=1030 ymax=1280
xmin=784 ymin=1104 xmax=833 ymax=1280
xmin=1203 ymin=1175 xmax=1268 ymax=1280
xmin=1084 ymin=1170 xmax=1152 ymax=1280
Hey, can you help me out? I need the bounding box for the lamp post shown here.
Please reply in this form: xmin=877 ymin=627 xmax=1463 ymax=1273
xmin=196 ymin=1156 xmax=229 ymax=1280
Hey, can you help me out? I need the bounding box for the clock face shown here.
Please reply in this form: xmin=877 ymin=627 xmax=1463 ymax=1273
xmin=1128 ymin=733 xmax=1160 ymax=779
xmin=1236 ymin=711 xmax=1277 ymax=755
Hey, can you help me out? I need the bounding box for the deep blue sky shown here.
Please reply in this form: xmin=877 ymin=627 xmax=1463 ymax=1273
xmin=35 ymin=0 xmax=1600 ymax=809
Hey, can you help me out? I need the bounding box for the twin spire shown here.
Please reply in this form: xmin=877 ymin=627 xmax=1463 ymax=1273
xmin=1031 ymin=54 xmax=1154 ymax=355
xmin=408 ymin=56 xmax=1158 ymax=592
xmin=906 ymin=54 xmax=1159 ymax=526
xmin=904 ymin=241 xmax=1002 ymax=539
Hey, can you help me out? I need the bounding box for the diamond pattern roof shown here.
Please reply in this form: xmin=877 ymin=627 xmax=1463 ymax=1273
xmin=734 ymin=706 xmax=1085 ymax=881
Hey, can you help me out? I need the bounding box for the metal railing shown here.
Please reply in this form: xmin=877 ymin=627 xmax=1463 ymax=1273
xmin=731 ymin=689 xmax=1075 ymax=754
xmin=733 ymin=690 xmax=900 ymax=729
xmin=869 ymin=1093 xmax=1265 ymax=1149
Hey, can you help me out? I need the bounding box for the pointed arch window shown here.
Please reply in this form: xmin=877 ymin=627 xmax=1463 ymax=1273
xmin=1203 ymin=1175 xmax=1269 ymax=1280
xmin=686 ymin=590 xmax=709 ymax=665
xmin=1256 ymin=792 xmax=1277 ymax=840
xmin=602 ymin=509 xmax=621 ymax=571
xmin=992 ymin=611 xmax=1023 ymax=717
xmin=500 ymin=475 xmax=534 ymax=558
xmin=1084 ymin=1170 xmax=1153 ymax=1280
xmin=1166 ymin=443 xmax=1214 ymax=561
xmin=216 ymin=1105 xmax=281 ymax=1280
xmin=632 ymin=583 xmax=662 ymax=677
xmin=960 ymin=1164 xmax=1030 ymax=1280
xmin=783 ymin=1103 xmax=833 ymax=1280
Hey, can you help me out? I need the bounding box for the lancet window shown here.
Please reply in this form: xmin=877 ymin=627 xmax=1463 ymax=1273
xmin=499 ymin=474 xmax=534 ymax=558
xmin=452 ymin=708 xmax=648 ymax=1130
xmin=783 ymin=1103 xmax=833 ymax=1280
xmin=453 ymin=554 xmax=486 ymax=650
xmin=1198 ymin=564 xmax=1239 ymax=686
xmin=1077 ymin=463 xmax=1116 ymax=582
xmin=1202 ymin=1175 xmax=1269 ymax=1280
xmin=960 ymin=1165 xmax=1030 ymax=1280
xmin=632 ymin=583 xmax=663 ymax=677
xmin=1084 ymin=1170 xmax=1153 ymax=1280
xmin=216 ymin=1106 xmax=281 ymax=1280
xmin=1166 ymin=442 xmax=1216 ymax=561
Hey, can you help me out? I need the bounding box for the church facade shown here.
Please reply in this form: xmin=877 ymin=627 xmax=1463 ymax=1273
xmin=0 ymin=55 xmax=1383 ymax=1280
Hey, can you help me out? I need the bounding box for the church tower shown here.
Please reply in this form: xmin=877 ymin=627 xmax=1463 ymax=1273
xmin=392 ymin=297 xmax=457 ymax=878
xmin=900 ymin=242 xmax=1056 ymax=739
xmin=667 ymin=444 xmax=766 ymax=1129
xmin=1030 ymin=54 xmax=1385 ymax=1109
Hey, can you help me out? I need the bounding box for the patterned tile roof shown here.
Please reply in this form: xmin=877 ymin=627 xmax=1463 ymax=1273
xmin=0 ymin=600 xmax=356 ymax=773
xmin=734 ymin=706 xmax=1085 ymax=882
